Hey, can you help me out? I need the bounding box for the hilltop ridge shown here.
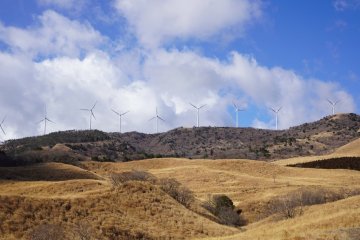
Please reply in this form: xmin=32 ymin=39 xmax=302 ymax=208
xmin=1 ymin=113 xmax=359 ymax=164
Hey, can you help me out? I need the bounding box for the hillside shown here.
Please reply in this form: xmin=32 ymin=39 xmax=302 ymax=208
xmin=1 ymin=113 xmax=360 ymax=163
xmin=1 ymin=158 xmax=359 ymax=239
xmin=274 ymin=136 xmax=360 ymax=166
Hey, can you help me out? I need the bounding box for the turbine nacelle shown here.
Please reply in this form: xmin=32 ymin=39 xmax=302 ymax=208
xmin=233 ymin=102 xmax=245 ymax=128
xmin=81 ymin=101 xmax=97 ymax=130
xmin=149 ymin=107 xmax=165 ymax=133
xmin=38 ymin=105 xmax=55 ymax=135
xmin=327 ymin=99 xmax=340 ymax=115
xmin=270 ymin=106 xmax=282 ymax=130
xmin=270 ymin=107 xmax=282 ymax=113
xmin=112 ymin=109 xmax=129 ymax=133
xmin=189 ymin=103 xmax=206 ymax=127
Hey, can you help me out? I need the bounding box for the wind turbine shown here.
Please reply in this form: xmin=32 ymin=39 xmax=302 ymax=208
xmin=38 ymin=105 xmax=55 ymax=135
xmin=190 ymin=103 xmax=206 ymax=127
xmin=327 ymin=99 xmax=340 ymax=115
xmin=112 ymin=109 xmax=129 ymax=133
xmin=81 ymin=101 xmax=97 ymax=130
xmin=233 ymin=102 xmax=245 ymax=128
xmin=149 ymin=107 xmax=165 ymax=133
xmin=0 ymin=116 xmax=5 ymax=144
xmin=0 ymin=116 xmax=6 ymax=136
xmin=270 ymin=107 xmax=282 ymax=130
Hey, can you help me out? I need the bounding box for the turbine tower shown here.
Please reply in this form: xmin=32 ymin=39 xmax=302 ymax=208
xmin=0 ymin=116 xmax=6 ymax=136
xmin=270 ymin=107 xmax=282 ymax=130
xmin=233 ymin=102 xmax=245 ymax=128
xmin=327 ymin=99 xmax=340 ymax=115
xmin=38 ymin=105 xmax=55 ymax=135
xmin=190 ymin=103 xmax=206 ymax=127
xmin=149 ymin=108 xmax=165 ymax=133
xmin=81 ymin=101 xmax=97 ymax=130
xmin=112 ymin=109 xmax=129 ymax=133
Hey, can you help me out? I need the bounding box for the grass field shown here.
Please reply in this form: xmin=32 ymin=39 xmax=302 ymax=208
xmin=1 ymin=142 xmax=360 ymax=239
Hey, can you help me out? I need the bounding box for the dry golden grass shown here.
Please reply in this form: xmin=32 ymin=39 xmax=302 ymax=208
xmin=203 ymin=195 xmax=360 ymax=240
xmin=0 ymin=154 xmax=359 ymax=239
xmin=0 ymin=180 xmax=237 ymax=239
xmin=334 ymin=138 xmax=360 ymax=156
xmin=274 ymin=137 xmax=360 ymax=166
xmin=81 ymin=158 xmax=360 ymax=224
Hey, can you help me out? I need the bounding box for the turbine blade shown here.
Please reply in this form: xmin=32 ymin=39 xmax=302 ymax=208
xmin=335 ymin=100 xmax=341 ymax=105
xmin=149 ymin=117 xmax=156 ymax=121
xmin=91 ymin=110 xmax=96 ymax=120
xmin=121 ymin=111 xmax=129 ymax=116
xmin=189 ymin=103 xmax=197 ymax=109
xmin=91 ymin=101 xmax=97 ymax=110
xmin=327 ymin=99 xmax=334 ymax=105
xmin=158 ymin=116 xmax=165 ymax=122
xmin=233 ymin=102 xmax=238 ymax=110
xmin=278 ymin=107 xmax=282 ymax=112
xmin=46 ymin=118 xmax=55 ymax=124
xmin=111 ymin=109 xmax=120 ymax=115
xmin=37 ymin=119 xmax=45 ymax=124
xmin=270 ymin=108 xmax=276 ymax=113
xmin=0 ymin=125 xmax=5 ymax=135
xmin=199 ymin=104 xmax=206 ymax=109
xmin=1 ymin=116 xmax=6 ymax=125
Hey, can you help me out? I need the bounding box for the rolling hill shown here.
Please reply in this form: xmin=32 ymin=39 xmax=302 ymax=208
xmin=1 ymin=113 xmax=359 ymax=164
xmin=0 ymin=114 xmax=359 ymax=239
xmin=1 ymin=157 xmax=359 ymax=239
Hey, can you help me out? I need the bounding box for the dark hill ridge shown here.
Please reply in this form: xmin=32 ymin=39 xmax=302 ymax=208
xmin=1 ymin=113 xmax=360 ymax=163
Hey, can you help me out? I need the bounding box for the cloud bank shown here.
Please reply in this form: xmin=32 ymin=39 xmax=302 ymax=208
xmin=114 ymin=0 xmax=262 ymax=48
xmin=0 ymin=3 xmax=356 ymax=139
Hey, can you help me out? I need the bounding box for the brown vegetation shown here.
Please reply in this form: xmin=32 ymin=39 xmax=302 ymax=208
xmin=0 ymin=125 xmax=360 ymax=240
xmin=1 ymin=113 xmax=360 ymax=163
xmin=289 ymin=157 xmax=360 ymax=171
xmin=203 ymin=194 xmax=246 ymax=226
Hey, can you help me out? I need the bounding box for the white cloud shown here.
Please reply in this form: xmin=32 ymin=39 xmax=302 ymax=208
xmin=0 ymin=10 xmax=356 ymax=139
xmin=0 ymin=10 xmax=103 ymax=58
xmin=223 ymin=52 xmax=355 ymax=129
xmin=114 ymin=0 xmax=262 ymax=48
xmin=0 ymin=47 xmax=356 ymax=138
xmin=333 ymin=0 xmax=360 ymax=11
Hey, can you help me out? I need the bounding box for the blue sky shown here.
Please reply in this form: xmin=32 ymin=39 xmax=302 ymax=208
xmin=0 ymin=0 xmax=359 ymax=138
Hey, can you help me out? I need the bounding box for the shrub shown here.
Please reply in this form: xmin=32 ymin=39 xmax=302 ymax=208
xmin=269 ymin=188 xmax=328 ymax=219
xmin=102 ymin=226 xmax=152 ymax=240
xmin=74 ymin=221 xmax=94 ymax=240
xmin=203 ymin=194 xmax=234 ymax=214
xmin=299 ymin=189 xmax=326 ymax=205
xmin=158 ymin=178 xmax=194 ymax=208
xmin=203 ymin=194 xmax=245 ymax=226
xmin=270 ymin=194 xmax=301 ymax=219
xmin=217 ymin=207 xmax=244 ymax=226
xmin=110 ymin=170 xmax=156 ymax=187
xmin=27 ymin=224 xmax=66 ymax=240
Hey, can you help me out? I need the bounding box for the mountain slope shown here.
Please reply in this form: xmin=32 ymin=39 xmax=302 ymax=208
xmin=1 ymin=113 xmax=360 ymax=162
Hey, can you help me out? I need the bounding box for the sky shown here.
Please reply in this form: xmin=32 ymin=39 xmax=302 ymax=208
xmin=0 ymin=0 xmax=359 ymax=139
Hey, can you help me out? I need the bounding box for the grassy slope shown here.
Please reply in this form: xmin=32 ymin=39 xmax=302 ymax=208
xmin=0 ymin=157 xmax=359 ymax=239
xmin=205 ymin=195 xmax=360 ymax=240
xmin=0 ymin=162 xmax=102 ymax=181
xmin=0 ymin=162 xmax=237 ymax=239
xmin=273 ymin=137 xmax=360 ymax=166
xmin=81 ymin=158 xmax=360 ymax=234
